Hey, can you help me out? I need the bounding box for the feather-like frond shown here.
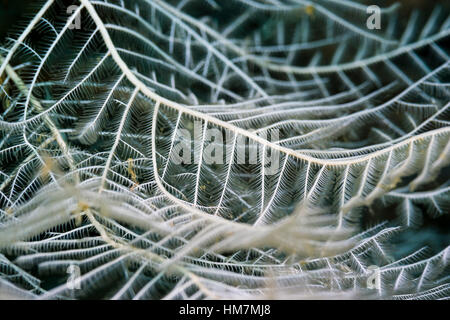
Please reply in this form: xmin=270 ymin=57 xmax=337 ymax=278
xmin=0 ymin=0 xmax=448 ymax=299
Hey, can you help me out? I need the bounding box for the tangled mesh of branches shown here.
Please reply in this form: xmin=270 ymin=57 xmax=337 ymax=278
xmin=0 ymin=0 xmax=449 ymax=299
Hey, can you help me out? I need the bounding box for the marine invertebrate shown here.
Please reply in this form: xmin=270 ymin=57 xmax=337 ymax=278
xmin=0 ymin=0 xmax=449 ymax=299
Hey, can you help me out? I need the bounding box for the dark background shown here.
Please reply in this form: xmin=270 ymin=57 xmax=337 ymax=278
xmin=0 ymin=0 xmax=25 ymax=40
xmin=1 ymin=0 xmax=450 ymax=42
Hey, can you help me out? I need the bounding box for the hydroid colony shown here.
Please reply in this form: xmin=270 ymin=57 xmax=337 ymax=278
xmin=0 ymin=0 xmax=449 ymax=299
